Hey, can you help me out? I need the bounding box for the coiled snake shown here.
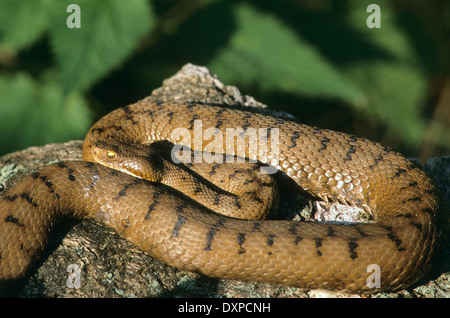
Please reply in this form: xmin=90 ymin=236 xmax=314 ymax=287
xmin=0 ymin=101 xmax=448 ymax=293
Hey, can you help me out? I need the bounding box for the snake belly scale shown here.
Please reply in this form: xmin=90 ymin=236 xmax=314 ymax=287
xmin=0 ymin=101 xmax=448 ymax=293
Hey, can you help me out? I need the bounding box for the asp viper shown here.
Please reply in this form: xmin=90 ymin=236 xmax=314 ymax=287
xmin=0 ymin=101 xmax=448 ymax=293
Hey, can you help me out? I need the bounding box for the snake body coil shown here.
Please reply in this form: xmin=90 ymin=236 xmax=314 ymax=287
xmin=0 ymin=101 xmax=448 ymax=293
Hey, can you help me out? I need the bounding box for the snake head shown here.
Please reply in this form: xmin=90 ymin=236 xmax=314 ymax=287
xmin=87 ymin=139 xmax=167 ymax=182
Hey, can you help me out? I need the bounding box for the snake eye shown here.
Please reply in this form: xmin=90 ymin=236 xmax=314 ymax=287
xmin=106 ymin=150 xmax=116 ymax=159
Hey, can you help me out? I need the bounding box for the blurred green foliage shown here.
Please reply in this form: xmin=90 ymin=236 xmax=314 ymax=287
xmin=0 ymin=0 xmax=449 ymax=161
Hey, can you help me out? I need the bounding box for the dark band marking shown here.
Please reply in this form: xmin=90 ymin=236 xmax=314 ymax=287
xmin=39 ymin=174 xmax=62 ymax=200
xmin=267 ymin=234 xmax=275 ymax=247
xmin=84 ymin=161 xmax=95 ymax=169
xmin=36 ymin=173 xmax=53 ymax=189
xmin=288 ymin=224 xmax=303 ymax=244
xmin=4 ymin=194 xmax=18 ymax=202
xmin=234 ymin=197 xmax=242 ymax=209
xmin=153 ymin=100 xmax=164 ymax=108
xmin=122 ymin=104 xmax=134 ymax=114
xmin=122 ymin=105 xmax=138 ymax=124
xmin=82 ymin=161 xmax=100 ymax=190
xmin=242 ymin=122 xmax=251 ymax=130
xmin=289 ymin=132 xmax=300 ymax=148
xmin=251 ymin=193 xmax=264 ymax=204
xmin=110 ymin=124 xmax=124 ymax=133
xmin=91 ymin=127 xmax=105 ymax=134
xmin=348 ymin=239 xmax=358 ymax=260
xmin=394 ymin=168 xmax=407 ymax=178
xmin=204 ymin=229 xmax=217 ymax=251
xmin=401 ymin=181 xmax=418 ymax=190
xmin=57 ymin=162 xmax=76 ymax=181
xmin=204 ymin=219 xmax=226 ymax=251
xmin=243 ymin=179 xmax=255 ymax=186
xmin=5 ymin=214 xmax=25 ymax=227
xmin=23 ymin=193 xmax=38 ymax=207
xmin=228 ymin=170 xmax=239 ymax=179
xmin=172 ymin=214 xmax=187 ymax=238
xmin=89 ymin=171 xmax=100 ymax=190
xmin=354 ymin=226 xmax=368 ymax=238
xmin=193 ymin=178 xmax=202 ymax=194
xmin=115 ymin=179 xmax=141 ymax=199
xmin=266 ymin=127 xmax=273 ymax=140
xmin=209 ymin=164 xmax=219 ymax=177
xmin=402 ymin=196 xmax=421 ymax=204
xmin=383 ymin=226 xmax=405 ymax=251
xmin=294 ymin=236 xmax=303 ymax=245
xmin=288 ymin=224 xmax=297 ymax=235
xmin=237 ymin=233 xmax=246 ymax=254
xmin=343 ymin=145 xmax=357 ymax=162
xmin=215 ymin=107 xmax=226 ymax=118
xmin=67 ymin=168 xmax=77 ymax=181
xmin=215 ymin=120 xmax=224 ymax=129
xmin=274 ymin=119 xmax=285 ymax=126
xmin=145 ymin=201 xmax=158 ymax=220
xmin=319 ymin=137 xmax=330 ymax=152
xmin=213 ymin=193 xmax=220 ymax=206
xmin=10 ymin=193 xmax=39 ymax=207
xmin=327 ymin=226 xmax=335 ymax=237
xmin=188 ymin=114 xmax=200 ymax=130
xmin=144 ymin=192 xmax=162 ymax=220
xmin=143 ymin=108 xmax=155 ymax=118
xmin=315 ymin=238 xmax=323 ymax=256
xmin=386 ymin=232 xmax=405 ymax=251
xmin=396 ymin=213 xmax=413 ymax=219
xmin=176 ymin=202 xmax=187 ymax=213
xmin=121 ymin=219 xmax=131 ymax=229
xmin=167 ymin=111 xmax=174 ymax=124
xmin=171 ymin=203 xmax=188 ymax=238
xmin=252 ymin=222 xmax=261 ymax=232
xmin=185 ymin=103 xmax=196 ymax=112
xmin=369 ymin=154 xmax=384 ymax=170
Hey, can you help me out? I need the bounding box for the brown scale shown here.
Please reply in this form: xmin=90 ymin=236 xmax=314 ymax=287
xmin=0 ymin=101 xmax=448 ymax=293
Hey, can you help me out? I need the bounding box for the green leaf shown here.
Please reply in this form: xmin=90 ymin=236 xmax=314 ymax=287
xmin=208 ymin=3 xmax=361 ymax=102
xmin=0 ymin=73 xmax=91 ymax=156
xmin=48 ymin=0 xmax=154 ymax=92
xmin=349 ymin=62 xmax=427 ymax=145
xmin=0 ymin=0 xmax=50 ymax=52
xmin=343 ymin=0 xmax=431 ymax=146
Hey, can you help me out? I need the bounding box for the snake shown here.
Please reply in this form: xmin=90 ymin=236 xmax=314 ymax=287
xmin=0 ymin=100 xmax=448 ymax=294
